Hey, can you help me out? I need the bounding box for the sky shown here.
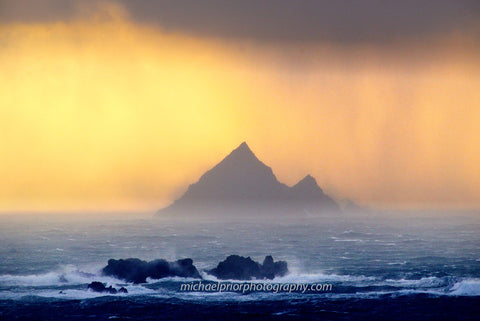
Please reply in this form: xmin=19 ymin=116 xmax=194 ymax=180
xmin=0 ymin=0 xmax=479 ymax=212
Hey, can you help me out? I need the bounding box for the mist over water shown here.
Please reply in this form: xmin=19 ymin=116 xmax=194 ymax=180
xmin=1 ymin=210 xmax=479 ymax=301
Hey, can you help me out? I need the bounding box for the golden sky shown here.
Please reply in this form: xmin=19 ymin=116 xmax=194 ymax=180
xmin=0 ymin=3 xmax=479 ymax=211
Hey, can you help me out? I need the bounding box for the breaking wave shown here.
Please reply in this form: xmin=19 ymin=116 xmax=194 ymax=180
xmin=1 ymin=266 xmax=478 ymax=301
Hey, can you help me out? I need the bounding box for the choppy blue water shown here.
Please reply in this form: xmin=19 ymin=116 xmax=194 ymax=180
xmin=0 ymin=211 xmax=479 ymax=320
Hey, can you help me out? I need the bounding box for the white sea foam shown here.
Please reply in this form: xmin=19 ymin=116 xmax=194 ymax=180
xmin=380 ymin=276 xmax=451 ymax=288
xmin=0 ymin=265 xmax=121 ymax=287
xmin=274 ymin=272 xmax=377 ymax=284
xmin=449 ymin=279 xmax=480 ymax=296
xmin=146 ymin=276 xmax=202 ymax=283
xmin=0 ymin=272 xmax=68 ymax=287
xmin=333 ymin=238 xmax=364 ymax=242
xmin=2 ymin=267 xmax=479 ymax=301
xmin=199 ymin=271 xmax=378 ymax=284
xmin=28 ymin=284 xmax=156 ymax=300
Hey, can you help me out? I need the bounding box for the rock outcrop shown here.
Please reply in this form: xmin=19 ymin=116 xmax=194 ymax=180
xmin=87 ymin=281 xmax=128 ymax=294
xmin=208 ymin=255 xmax=288 ymax=280
xmin=101 ymin=255 xmax=288 ymax=283
xmin=102 ymin=258 xmax=201 ymax=283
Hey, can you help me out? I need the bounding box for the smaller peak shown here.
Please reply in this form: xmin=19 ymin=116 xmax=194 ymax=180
xmin=292 ymin=174 xmax=323 ymax=193
xmin=299 ymin=174 xmax=317 ymax=186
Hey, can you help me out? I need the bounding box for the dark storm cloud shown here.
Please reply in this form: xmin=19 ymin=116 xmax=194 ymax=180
xmin=1 ymin=0 xmax=479 ymax=43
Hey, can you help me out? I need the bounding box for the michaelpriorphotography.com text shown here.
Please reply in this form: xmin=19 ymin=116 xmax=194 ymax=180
xmin=180 ymin=281 xmax=333 ymax=294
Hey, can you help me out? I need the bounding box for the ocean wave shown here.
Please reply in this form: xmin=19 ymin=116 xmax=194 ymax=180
xmin=196 ymin=271 xmax=377 ymax=284
xmin=381 ymin=276 xmax=454 ymax=288
xmin=1 ymin=267 xmax=479 ymax=300
xmin=274 ymin=273 xmax=378 ymax=284
xmin=0 ymin=272 xmax=70 ymax=287
xmin=449 ymin=279 xmax=480 ymax=296
xmin=0 ymin=265 xmax=119 ymax=287
xmin=146 ymin=276 xmax=204 ymax=283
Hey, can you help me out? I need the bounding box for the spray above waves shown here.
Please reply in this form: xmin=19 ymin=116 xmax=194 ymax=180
xmin=450 ymin=279 xmax=480 ymax=296
xmin=1 ymin=267 xmax=479 ymax=300
xmin=0 ymin=266 xmax=96 ymax=287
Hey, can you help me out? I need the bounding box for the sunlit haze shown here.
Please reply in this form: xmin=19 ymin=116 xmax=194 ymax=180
xmin=1 ymin=2 xmax=479 ymax=212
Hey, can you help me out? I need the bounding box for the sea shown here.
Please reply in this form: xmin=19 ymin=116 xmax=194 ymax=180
xmin=0 ymin=210 xmax=479 ymax=320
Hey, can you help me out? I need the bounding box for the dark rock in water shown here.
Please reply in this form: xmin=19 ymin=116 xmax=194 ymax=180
xmin=105 ymin=285 xmax=117 ymax=294
xmin=208 ymin=255 xmax=288 ymax=280
xmin=103 ymin=258 xmax=150 ymax=284
xmin=261 ymin=255 xmax=288 ymax=280
xmin=209 ymin=255 xmax=261 ymax=280
xmin=118 ymin=287 xmax=128 ymax=294
xmin=169 ymin=258 xmax=200 ymax=278
xmin=87 ymin=281 xmax=106 ymax=292
xmin=87 ymin=281 xmax=117 ymax=294
xmin=102 ymin=258 xmax=201 ymax=283
xmin=58 ymin=275 xmax=68 ymax=283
